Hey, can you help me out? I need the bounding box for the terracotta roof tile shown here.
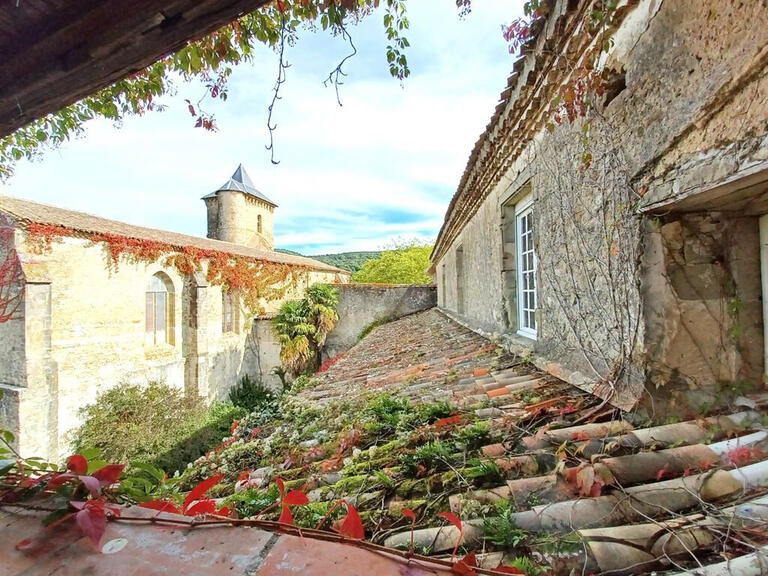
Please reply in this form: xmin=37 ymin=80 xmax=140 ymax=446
xmin=0 ymin=195 xmax=344 ymax=274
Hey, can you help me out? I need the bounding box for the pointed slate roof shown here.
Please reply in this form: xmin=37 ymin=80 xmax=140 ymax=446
xmin=202 ymin=164 xmax=277 ymax=207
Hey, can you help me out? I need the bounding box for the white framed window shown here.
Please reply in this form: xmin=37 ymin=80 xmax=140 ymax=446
xmin=516 ymin=195 xmax=537 ymax=339
xmin=146 ymin=272 xmax=175 ymax=346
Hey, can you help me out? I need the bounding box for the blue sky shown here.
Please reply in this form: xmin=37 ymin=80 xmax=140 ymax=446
xmin=1 ymin=2 xmax=519 ymax=254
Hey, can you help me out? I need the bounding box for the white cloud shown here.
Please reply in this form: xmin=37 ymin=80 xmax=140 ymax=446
xmin=1 ymin=1 xmax=520 ymax=254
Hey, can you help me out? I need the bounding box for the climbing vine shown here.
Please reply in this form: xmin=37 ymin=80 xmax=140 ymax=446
xmin=24 ymin=223 xmax=307 ymax=316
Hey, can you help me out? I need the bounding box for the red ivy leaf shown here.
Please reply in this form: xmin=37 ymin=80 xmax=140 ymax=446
xmin=452 ymin=552 xmax=478 ymax=576
xmin=339 ymin=500 xmax=365 ymax=539
xmin=92 ymin=464 xmax=125 ymax=485
xmin=278 ymin=504 xmax=294 ymax=525
xmin=75 ymin=506 xmax=108 ymax=546
xmin=66 ymin=454 xmax=88 ymax=475
xmin=185 ymin=499 xmax=217 ymax=516
xmin=655 ymin=462 xmax=671 ymax=481
xmin=237 ymin=470 xmax=252 ymax=483
xmin=494 ymin=565 xmax=525 ymax=575
xmin=275 ymin=477 xmax=286 ymax=500
xmin=283 ymin=490 xmax=309 ymax=506
xmin=183 ymin=474 xmax=223 ymax=512
xmin=139 ymin=500 xmax=182 ymax=515
xmin=401 ymin=508 xmax=416 ymax=521
xmin=437 ymin=511 xmax=463 ymax=533
xmin=215 ymin=506 xmax=232 ymax=517
xmin=78 ymin=475 xmax=101 ymax=498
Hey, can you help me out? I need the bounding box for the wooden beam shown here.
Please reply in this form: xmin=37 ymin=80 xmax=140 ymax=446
xmin=0 ymin=0 xmax=273 ymax=138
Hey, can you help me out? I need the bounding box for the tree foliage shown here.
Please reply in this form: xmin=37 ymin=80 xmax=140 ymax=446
xmin=352 ymin=239 xmax=432 ymax=285
xmin=0 ymin=0 xmax=425 ymax=179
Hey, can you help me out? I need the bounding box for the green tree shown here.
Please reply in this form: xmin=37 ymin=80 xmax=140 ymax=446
xmin=352 ymin=240 xmax=433 ymax=285
xmin=0 ymin=0 xmax=416 ymax=179
xmin=272 ymin=283 xmax=339 ymax=376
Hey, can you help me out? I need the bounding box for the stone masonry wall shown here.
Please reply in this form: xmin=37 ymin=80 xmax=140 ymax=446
xmin=0 ymin=231 xmax=340 ymax=460
xmin=434 ymin=0 xmax=768 ymax=411
xmin=323 ymin=284 xmax=437 ymax=360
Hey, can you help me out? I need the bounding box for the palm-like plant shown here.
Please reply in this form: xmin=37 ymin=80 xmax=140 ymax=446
xmin=271 ymin=284 xmax=339 ymax=376
xmin=306 ymin=283 xmax=339 ymax=347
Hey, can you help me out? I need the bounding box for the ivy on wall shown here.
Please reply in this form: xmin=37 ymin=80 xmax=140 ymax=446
xmin=24 ymin=223 xmax=308 ymax=316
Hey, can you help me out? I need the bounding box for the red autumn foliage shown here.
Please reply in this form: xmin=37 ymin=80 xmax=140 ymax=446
xmin=71 ymin=499 xmax=121 ymax=546
xmin=401 ymin=508 xmax=416 ymax=553
xmin=0 ymin=226 xmax=24 ymax=324
xmin=316 ymin=353 xmax=345 ymax=374
xmin=727 ymin=445 xmax=765 ymax=467
xmin=23 ymin=223 xmax=306 ymax=316
xmin=140 ymin=473 xmax=229 ymax=518
xmin=452 ymin=552 xmax=478 ymax=576
xmin=437 ymin=511 xmax=463 ymax=561
xmin=435 ymin=414 xmax=462 ymax=431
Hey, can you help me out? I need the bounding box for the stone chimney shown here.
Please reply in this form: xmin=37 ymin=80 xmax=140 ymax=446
xmin=202 ymin=164 xmax=276 ymax=250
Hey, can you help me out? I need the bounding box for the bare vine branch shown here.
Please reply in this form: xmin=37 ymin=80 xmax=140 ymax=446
xmin=266 ymin=15 xmax=291 ymax=165
xmin=324 ymin=23 xmax=357 ymax=107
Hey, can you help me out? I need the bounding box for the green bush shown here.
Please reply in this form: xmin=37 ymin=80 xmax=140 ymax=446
xmin=228 ymin=374 xmax=277 ymax=412
xmin=72 ymin=381 xmax=246 ymax=474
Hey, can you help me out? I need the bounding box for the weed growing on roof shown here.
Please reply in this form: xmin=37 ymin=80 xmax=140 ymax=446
xmin=454 ymin=421 xmax=491 ymax=451
xmin=484 ymin=502 xmax=529 ymax=548
xmin=361 ymin=394 xmax=411 ymax=439
xmin=506 ymin=557 xmax=544 ymax=576
xmin=399 ymin=440 xmax=455 ymax=477
xmin=465 ymin=459 xmax=504 ymax=486
xmin=225 ymin=484 xmax=280 ymax=518
xmin=397 ymin=401 xmax=454 ymax=433
xmin=228 ymin=374 xmax=279 ymax=413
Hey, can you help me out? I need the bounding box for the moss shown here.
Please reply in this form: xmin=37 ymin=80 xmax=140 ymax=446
xmin=283 ymin=478 xmax=309 ymax=491
xmin=342 ymin=456 xmax=399 ymax=476
xmin=395 ymin=477 xmax=429 ymax=498
xmin=333 ymin=474 xmax=368 ymax=494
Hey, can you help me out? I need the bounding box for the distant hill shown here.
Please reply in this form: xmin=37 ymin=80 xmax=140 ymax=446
xmin=275 ymin=249 xmax=382 ymax=273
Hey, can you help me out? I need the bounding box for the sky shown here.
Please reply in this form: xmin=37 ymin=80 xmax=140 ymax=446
xmin=1 ymin=2 xmax=519 ymax=255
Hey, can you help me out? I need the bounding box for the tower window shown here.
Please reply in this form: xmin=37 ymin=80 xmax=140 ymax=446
xmin=257 ymin=214 xmax=263 ymax=234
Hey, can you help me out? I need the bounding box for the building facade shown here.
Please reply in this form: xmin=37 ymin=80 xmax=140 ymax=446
xmin=431 ymin=0 xmax=768 ymax=416
xmin=0 ymin=166 xmax=347 ymax=459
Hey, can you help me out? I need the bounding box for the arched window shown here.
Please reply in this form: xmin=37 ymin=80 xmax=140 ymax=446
xmin=257 ymin=214 xmax=263 ymax=234
xmin=146 ymin=273 xmax=175 ymax=345
xmin=222 ymin=290 xmax=239 ymax=333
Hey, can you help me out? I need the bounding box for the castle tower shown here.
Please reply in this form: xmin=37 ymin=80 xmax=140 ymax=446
xmin=202 ymin=164 xmax=276 ymax=250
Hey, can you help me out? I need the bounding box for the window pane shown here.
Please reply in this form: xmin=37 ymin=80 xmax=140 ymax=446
xmin=146 ymin=293 xmax=154 ymax=334
xmin=155 ymin=292 xmax=166 ymax=344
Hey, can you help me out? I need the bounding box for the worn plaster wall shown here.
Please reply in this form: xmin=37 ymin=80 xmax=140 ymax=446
xmin=434 ymin=0 xmax=768 ymax=411
xmin=323 ymin=284 xmax=437 ymax=359
xmin=641 ymin=213 xmax=763 ymax=415
xmin=2 ymin=232 xmax=340 ymax=460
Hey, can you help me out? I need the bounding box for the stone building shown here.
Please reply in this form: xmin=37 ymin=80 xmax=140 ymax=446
xmin=0 ymin=165 xmax=347 ymax=459
xmin=431 ymin=0 xmax=768 ymax=415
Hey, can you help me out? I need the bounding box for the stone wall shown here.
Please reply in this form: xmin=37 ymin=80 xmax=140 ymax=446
xmin=433 ymin=0 xmax=768 ymax=412
xmin=0 ymin=231 xmax=339 ymax=460
xmin=323 ymin=284 xmax=437 ymax=359
xmin=205 ymin=190 xmax=275 ymax=250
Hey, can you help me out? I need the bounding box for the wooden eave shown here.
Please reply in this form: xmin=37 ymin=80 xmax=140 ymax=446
xmin=0 ymin=0 xmax=273 ymax=138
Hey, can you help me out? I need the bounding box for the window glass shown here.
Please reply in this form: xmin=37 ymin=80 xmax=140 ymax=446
xmin=516 ymin=200 xmax=537 ymax=338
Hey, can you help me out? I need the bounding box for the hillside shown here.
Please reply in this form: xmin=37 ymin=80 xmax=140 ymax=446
xmin=276 ymin=249 xmax=381 ymax=273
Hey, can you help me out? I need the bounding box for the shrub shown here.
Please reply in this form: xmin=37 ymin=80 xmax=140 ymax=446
xmin=228 ymin=374 xmax=277 ymax=412
xmin=72 ymin=381 xmax=246 ymax=474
